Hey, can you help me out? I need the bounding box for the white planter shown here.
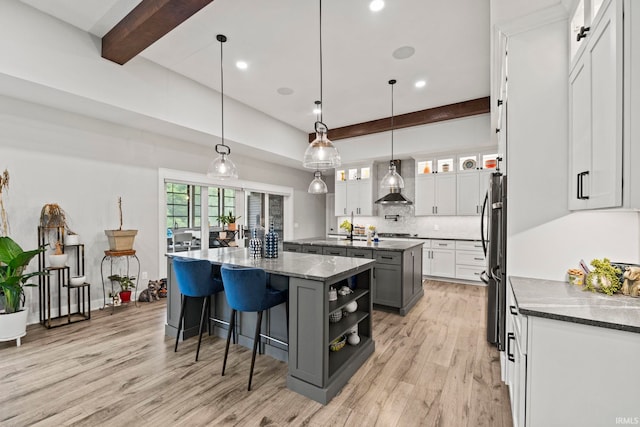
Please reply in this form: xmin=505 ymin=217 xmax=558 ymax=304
xmin=0 ymin=308 xmax=28 ymax=347
xmin=65 ymin=234 xmax=80 ymax=245
xmin=48 ymin=253 xmax=68 ymax=267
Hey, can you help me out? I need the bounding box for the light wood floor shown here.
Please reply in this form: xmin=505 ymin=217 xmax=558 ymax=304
xmin=0 ymin=280 xmax=512 ymax=427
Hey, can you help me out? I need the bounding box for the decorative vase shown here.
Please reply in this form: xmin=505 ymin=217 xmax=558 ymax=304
xmin=249 ymin=229 xmax=262 ymax=258
xmin=264 ymin=222 xmax=278 ymax=259
xmin=0 ymin=308 xmax=28 ymax=347
xmin=347 ymin=332 xmax=360 ymax=346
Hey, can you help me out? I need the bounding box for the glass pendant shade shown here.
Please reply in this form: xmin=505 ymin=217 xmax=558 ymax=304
xmin=303 ymin=130 xmax=341 ymax=169
xmin=380 ymin=162 xmax=405 ymax=191
xmin=308 ymin=170 xmax=328 ymax=194
xmin=207 ymin=152 xmax=238 ymax=179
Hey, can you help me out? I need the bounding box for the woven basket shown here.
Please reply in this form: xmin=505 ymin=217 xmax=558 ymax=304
xmin=329 ymin=310 xmax=342 ymax=323
xmin=329 ymin=335 xmax=346 ymax=352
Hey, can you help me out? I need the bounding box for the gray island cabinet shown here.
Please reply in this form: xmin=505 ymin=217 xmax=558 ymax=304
xmin=165 ymin=248 xmax=375 ymax=404
xmin=283 ymin=238 xmax=423 ymax=315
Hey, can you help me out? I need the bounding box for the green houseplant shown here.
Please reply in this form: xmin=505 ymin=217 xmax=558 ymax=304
xmin=0 ymin=236 xmax=46 ymax=346
xmin=107 ymin=274 xmax=136 ymax=303
xmin=217 ymin=211 xmax=241 ymax=231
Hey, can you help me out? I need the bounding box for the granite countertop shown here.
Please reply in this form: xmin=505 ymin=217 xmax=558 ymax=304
xmin=284 ymin=238 xmax=423 ymax=251
xmin=167 ymin=247 xmax=375 ymax=282
xmin=326 ymin=233 xmax=481 ymax=242
xmin=510 ymin=276 xmax=640 ymax=334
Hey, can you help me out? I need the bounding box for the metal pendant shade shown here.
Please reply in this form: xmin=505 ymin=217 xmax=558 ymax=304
xmin=207 ymin=34 xmax=238 ymax=180
xmin=376 ymin=79 xmax=412 ymax=205
xmin=308 ymin=170 xmax=328 ymax=194
xmin=379 ymin=79 xmax=404 ymax=191
xmin=303 ymin=0 xmax=341 ymax=170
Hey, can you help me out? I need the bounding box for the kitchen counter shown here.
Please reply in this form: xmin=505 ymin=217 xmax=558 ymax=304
xmin=284 ymin=239 xmax=423 ymax=315
xmin=510 ymin=276 xmax=640 ymax=333
xmin=327 ymin=233 xmax=481 ymax=242
xmin=165 ymin=248 xmax=375 ymax=404
xmin=284 ymin=237 xmax=423 ymax=251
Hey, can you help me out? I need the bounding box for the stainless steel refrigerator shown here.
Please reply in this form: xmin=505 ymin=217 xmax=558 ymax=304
xmin=481 ymin=171 xmax=507 ymax=351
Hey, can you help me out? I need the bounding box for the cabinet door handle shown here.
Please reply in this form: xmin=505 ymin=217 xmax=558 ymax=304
xmin=381 ymin=256 xmax=393 ymax=260
xmin=474 ymin=257 xmax=484 ymax=261
xmin=438 ymin=243 xmax=447 ymax=246
xmin=576 ymin=25 xmax=590 ymax=41
xmin=373 ymin=267 xmax=376 ymax=279
xmin=507 ymin=332 xmax=515 ymax=362
xmin=577 ymin=171 xmax=590 ymax=200
xmin=353 ymin=254 xmax=364 ymax=257
xmin=509 ymin=305 xmax=518 ymax=316
xmin=435 ymin=206 xmax=438 ymax=214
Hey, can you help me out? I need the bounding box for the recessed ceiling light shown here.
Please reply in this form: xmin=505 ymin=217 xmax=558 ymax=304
xmin=236 ymin=61 xmax=248 ymax=70
xmin=369 ymin=0 xmax=385 ymax=12
xmin=392 ymin=46 xmax=415 ymax=60
xmin=415 ymin=80 xmax=426 ymax=88
xmin=277 ymin=87 xmax=294 ymax=95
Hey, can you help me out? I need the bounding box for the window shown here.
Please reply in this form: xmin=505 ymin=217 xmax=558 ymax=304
xmin=166 ymin=183 xmax=235 ymax=229
xmin=166 ymin=183 xmax=189 ymax=229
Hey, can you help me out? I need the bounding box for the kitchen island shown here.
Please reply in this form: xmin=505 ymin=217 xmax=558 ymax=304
xmin=283 ymin=238 xmax=423 ymax=315
xmin=165 ymin=248 xmax=375 ymax=404
xmin=506 ymin=276 xmax=640 ymax=427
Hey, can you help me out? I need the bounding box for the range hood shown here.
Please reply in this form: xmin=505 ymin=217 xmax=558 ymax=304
xmin=375 ymin=188 xmax=413 ymax=205
xmin=375 ymin=160 xmax=413 ymax=205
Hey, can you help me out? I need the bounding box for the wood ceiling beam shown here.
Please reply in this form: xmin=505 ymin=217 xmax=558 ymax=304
xmin=102 ymin=0 xmax=215 ymax=65
xmin=309 ymin=96 xmax=490 ymax=142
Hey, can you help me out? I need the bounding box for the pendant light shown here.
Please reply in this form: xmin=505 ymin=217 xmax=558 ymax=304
xmin=379 ymin=79 xmax=404 ymax=191
xmin=308 ymin=100 xmax=329 ymax=194
xmin=207 ymin=34 xmax=238 ymax=180
xmin=308 ymin=171 xmax=329 ymax=194
xmin=303 ymin=0 xmax=341 ymax=170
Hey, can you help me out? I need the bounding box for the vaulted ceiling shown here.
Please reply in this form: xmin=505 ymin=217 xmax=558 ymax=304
xmin=20 ymin=0 xmax=491 ymax=133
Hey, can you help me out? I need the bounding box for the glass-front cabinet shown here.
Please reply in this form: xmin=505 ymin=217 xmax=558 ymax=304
xmin=335 ymin=164 xmax=375 ymax=216
xmin=414 ymin=149 xmax=499 ymax=216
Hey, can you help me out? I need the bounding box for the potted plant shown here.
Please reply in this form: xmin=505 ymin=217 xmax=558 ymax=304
xmin=585 ymin=258 xmax=622 ymax=296
xmin=0 ymin=236 xmax=46 ymax=346
xmin=39 ymin=203 xmax=73 ymax=248
xmin=217 ymin=211 xmax=241 ymax=231
xmin=107 ymin=274 xmax=136 ymax=303
xmin=105 ymin=197 xmax=137 ymax=251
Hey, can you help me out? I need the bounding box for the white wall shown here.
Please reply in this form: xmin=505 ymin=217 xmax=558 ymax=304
xmin=0 ymin=96 xmax=324 ymax=324
xmin=0 ymin=1 xmax=307 ymax=168
xmin=500 ymin=6 xmax=640 ymax=281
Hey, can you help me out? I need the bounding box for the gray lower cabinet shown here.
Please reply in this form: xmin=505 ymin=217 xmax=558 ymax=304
xmin=303 ymin=245 xmax=322 ymax=254
xmin=283 ymin=242 xmax=301 ymax=253
xmin=322 ymin=247 xmax=347 ymax=256
xmin=373 ymin=262 xmax=402 ymax=307
xmin=288 ymin=268 xmax=374 ymax=403
xmin=374 ymin=247 xmax=423 ymax=315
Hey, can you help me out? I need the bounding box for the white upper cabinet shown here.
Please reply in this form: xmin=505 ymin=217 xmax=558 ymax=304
xmin=335 ymin=164 xmax=375 ymax=216
xmin=456 ymin=152 xmax=499 ymax=216
xmin=569 ymin=0 xmax=623 ymax=210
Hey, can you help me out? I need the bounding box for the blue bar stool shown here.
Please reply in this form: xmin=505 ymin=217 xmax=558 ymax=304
xmin=220 ymin=264 xmax=288 ymax=391
xmin=173 ymin=257 xmax=225 ymax=361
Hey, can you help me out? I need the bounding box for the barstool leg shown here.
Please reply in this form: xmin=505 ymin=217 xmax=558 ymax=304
xmin=174 ymin=295 xmax=186 ymax=352
xmin=195 ymin=296 xmax=209 ymax=362
xmin=222 ymin=308 xmax=236 ymax=376
xmin=248 ymin=311 xmax=263 ymax=391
